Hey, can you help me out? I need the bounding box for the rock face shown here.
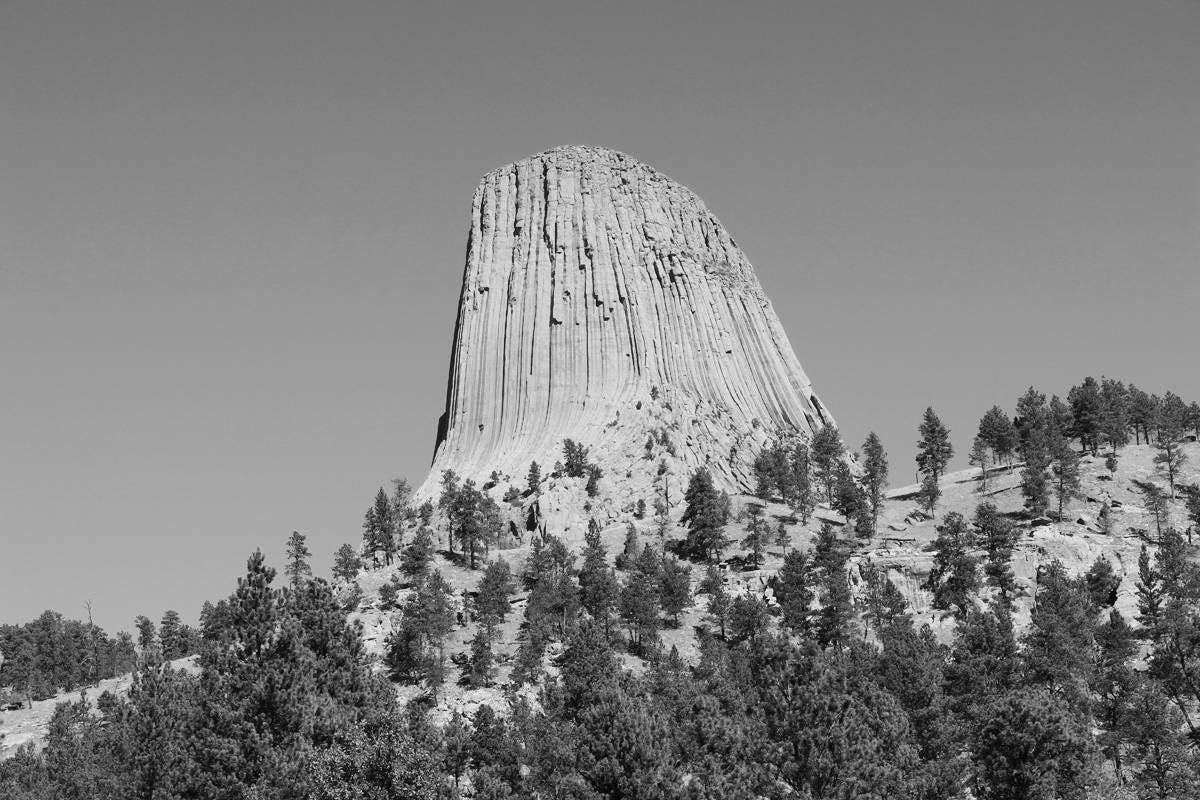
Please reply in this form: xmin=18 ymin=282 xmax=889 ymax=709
xmin=418 ymin=145 xmax=832 ymax=500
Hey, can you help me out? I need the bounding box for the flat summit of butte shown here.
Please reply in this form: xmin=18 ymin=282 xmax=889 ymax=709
xmin=418 ymin=145 xmax=832 ymax=505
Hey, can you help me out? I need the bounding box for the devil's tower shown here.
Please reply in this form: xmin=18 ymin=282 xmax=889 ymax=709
xmin=418 ymin=145 xmax=832 ymax=502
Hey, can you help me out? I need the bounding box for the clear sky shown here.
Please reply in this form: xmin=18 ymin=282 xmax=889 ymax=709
xmin=2 ymin=1 xmax=1197 ymax=635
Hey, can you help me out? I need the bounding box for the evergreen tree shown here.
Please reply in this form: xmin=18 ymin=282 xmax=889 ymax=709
xmin=968 ymin=435 xmax=991 ymax=491
xmin=394 ymin=570 xmax=456 ymax=691
xmin=284 ymin=530 xmax=312 ymax=588
xmin=729 ymin=595 xmax=770 ymax=644
xmin=860 ymin=559 xmax=911 ymax=635
xmin=1135 ymin=545 xmax=1165 ymax=638
xmin=1068 ymin=376 xmax=1104 ymax=455
xmin=916 ymin=407 xmax=954 ymax=513
xmin=978 ymin=405 xmax=1019 ymax=469
xmin=437 ymin=469 xmax=461 ymax=553
xmin=975 ymin=502 xmax=1019 ymax=601
xmin=1092 ymin=609 xmax=1138 ymax=780
xmin=158 ymin=610 xmax=186 ymax=661
xmin=680 ymin=468 xmax=728 ymax=562
xmin=474 ymin=558 xmax=516 ymax=638
xmin=1084 ymin=556 xmax=1121 ymax=608
xmin=975 ymin=689 xmax=1095 ymax=800
xmin=742 ymin=501 xmax=769 ymax=568
xmin=791 ymin=440 xmax=815 ymax=523
xmin=134 ymin=615 xmax=158 ymax=666
xmin=1014 ymin=386 xmax=1050 ymax=453
xmin=1020 ymin=426 xmax=1052 ymax=517
xmin=562 ymin=439 xmax=590 ymax=478
xmin=813 ymin=524 xmax=853 ymax=649
xmin=776 ymin=549 xmax=814 ymax=637
xmin=809 ymin=424 xmax=845 ymax=503
xmin=925 ymin=512 xmax=979 ymax=618
xmin=463 ymin=628 xmax=496 ymax=688
xmin=579 ymin=522 xmax=620 ymax=636
xmin=400 ymin=525 xmax=435 ymax=580
xmin=658 ymin=556 xmax=692 ymax=626
xmin=1023 ymin=561 xmax=1097 ymax=693
xmin=527 ymin=460 xmax=541 ymax=494
xmin=704 ymin=580 xmax=732 ymax=640
xmin=1129 ymin=387 xmax=1159 ymax=445
xmin=1100 ymin=377 xmax=1131 ymax=454
xmin=1136 ymin=480 xmax=1169 ymax=539
xmin=1049 ymin=429 xmax=1081 ymax=519
xmin=1154 ymin=415 xmax=1187 ymax=498
xmin=331 ymin=543 xmax=361 ymax=582
xmin=619 ymin=554 xmax=661 ymax=652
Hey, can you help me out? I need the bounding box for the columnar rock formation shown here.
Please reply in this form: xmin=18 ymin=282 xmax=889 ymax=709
xmin=418 ymin=145 xmax=832 ymax=501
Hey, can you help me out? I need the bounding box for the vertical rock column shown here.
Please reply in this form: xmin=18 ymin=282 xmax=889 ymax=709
xmin=418 ymin=145 xmax=832 ymax=498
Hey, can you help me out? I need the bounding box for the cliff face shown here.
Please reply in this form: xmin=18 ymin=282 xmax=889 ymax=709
xmin=418 ymin=145 xmax=831 ymax=499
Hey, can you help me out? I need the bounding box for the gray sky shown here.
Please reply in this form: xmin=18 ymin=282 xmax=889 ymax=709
xmin=2 ymin=0 xmax=1197 ymax=634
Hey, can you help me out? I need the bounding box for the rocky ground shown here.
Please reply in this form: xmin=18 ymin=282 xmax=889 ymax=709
xmin=354 ymin=439 xmax=1200 ymax=723
xmin=6 ymin=440 xmax=1193 ymax=750
xmin=0 ymin=657 xmax=198 ymax=760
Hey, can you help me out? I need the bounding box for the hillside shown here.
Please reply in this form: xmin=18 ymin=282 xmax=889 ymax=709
xmin=350 ymin=436 xmax=1200 ymax=719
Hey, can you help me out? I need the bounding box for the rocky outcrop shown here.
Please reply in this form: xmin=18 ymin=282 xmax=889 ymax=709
xmin=418 ymin=145 xmax=831 ymax=499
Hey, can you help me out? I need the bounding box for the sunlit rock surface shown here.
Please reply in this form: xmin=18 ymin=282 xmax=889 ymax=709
xmin=418 ymin=145 xmax=831 ymax=499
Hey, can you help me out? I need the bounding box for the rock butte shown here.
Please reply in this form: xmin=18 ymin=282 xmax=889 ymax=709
xmin=417 ymin=145 xmax=832 ymax=500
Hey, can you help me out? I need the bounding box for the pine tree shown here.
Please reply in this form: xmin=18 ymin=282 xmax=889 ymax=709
xmin=975 ymin=689 xmax=1094 ymax=800
xmin=1084 ymin=556 xmax=1121 ymax=608
xmin=1092 ymin=609 xmax=1137 ymax=780
xmin=1136 ymin=481 xmax=1169 ymax=539
xmin=1128 ymin=387 xmax=1159 ymax=446
xmin=562 ymin=439 xmax=590 ymax=478
xmin=925 ymin=512 xmax=979 ymax=618
xmin=916 ymin=408 xmax=954 ymax=513
xmin=134 ymin=615 xmax=158 ymax=666
xmin=978 ymin=405 xmax=1019 ymax=469
xmin=527 ymin=460 xmax=541 ymax=495
xmin=1023 ymin=560 xmax=1098 ymax=692
xmin=372 ymin=487 xmax=396 ymax=565
xmin=813 ymin=524 xmax=853 ymax=649
xmin=1015 ymin=386 xmax=1050 ymax=454
xmin=790 ymin=440 xmax=815 ymax=523
xmin=776 ymin=549 xmax=814 ymax=637
xmin=742 ymin=502 xmax=769 ymax=568
xmin=975 ymin=502 xmax=1019 ymax=601
xmin=1183 ymin=484 xmax=1200 ymax=544
xmin=1020 ymin=427 xmax=1052 ymax=517
xmin=658 ymin=556 xmax=692 ymax=626
xmin=158 ymin=610 xmax=185 ymax=661
xmin=401 ymin=571 xmax=456 ymax=691
xmin=619 ymin=557 xmax=661 ymax=652
xmin=579 ymin=529 xmax=619 ymax=636
xmin=705 ymin=581 xmax=732 ymax=640
xmin=331 ymin=543 xmax=361 ymax=582
xmin=1135 ymin=545 xmax=1165 ymax=639
xmin=474 ymin=558 xmax=516 ymax=638
xmin=1154 ymin=416 xmax=1187 ymax=498
xmin=463 ymin=628 xmax=495 ymax=688
xmin=1068 ymin=376 xmax=1104 ymax=455
xmin=1100 ymin=377 xmax=1131 ymax=454
xmin=968 ymin=435 xmax=991 ymax=491
xmin=860 ymin=559 xmax=911 ymax=634
xmin=1049 ymin=429 xmax=1081 ymax=519
xmin=400 ymin=525 xmax=435 ymax=579
xmin=284 ymin=530 xmax=312 ymax=589
xmin=437 ymin=469 xmax=461 ymax=553
xmin=729 ymin=595 xmax=770 ymax=644
xmin=810 ymin=424 xmax=845 ymax=503
xmin=680 ymin=468 xmax=728 ymax=562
